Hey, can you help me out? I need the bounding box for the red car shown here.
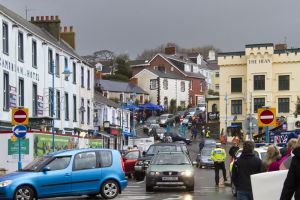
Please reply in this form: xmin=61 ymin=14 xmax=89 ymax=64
xmin=122 ymin=150 xmax=141 ymax=177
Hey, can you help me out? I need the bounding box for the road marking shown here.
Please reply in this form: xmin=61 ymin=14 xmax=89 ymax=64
xmin=127 ymin=185 xmax=141 ymax=188
xmin=136 ymin=180 xmax=145 ymax=184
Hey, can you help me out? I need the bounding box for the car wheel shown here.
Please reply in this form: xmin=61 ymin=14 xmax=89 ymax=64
xmin=231 ymin=182 xmax=237 ymax=197
xmin=14 ymin=185 xmax=36 ymax=200
xmin=186 ymin=185 xmax=194 ymax=192
xmin=146 ymin=185 xmax=153 ymax=192
xmin=100 ymin=180 xmax=119 ymax=199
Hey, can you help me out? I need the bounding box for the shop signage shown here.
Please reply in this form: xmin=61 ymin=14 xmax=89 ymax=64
xmin=9 ymin=86 xmax=17 ymax=108
xmin=8 ymin=138 xmax=29 ymax=155
xmin=111 ymin=128 xmax=120 ymax=136
xmin=208 ymin=112 xmax=219 ymax=121
xmin=37 ymin=95 xmax=44 ymax=116
xmin=248 ymin=59 xmax=271 ymax=65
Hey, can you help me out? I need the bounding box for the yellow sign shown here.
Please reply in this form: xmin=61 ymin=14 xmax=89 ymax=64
xmin=10 ymin=135 xmax=17 ymax=142
xmin=11 ymin=108 xmax=29 ymax=125
xmin=258 ymin=108 xmax=276 ymax=127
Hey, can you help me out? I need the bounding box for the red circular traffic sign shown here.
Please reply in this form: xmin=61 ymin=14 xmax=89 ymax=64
xmin=13 ymin=110 xmax=27 ymax=123
xmin=260 ymin=109 xmax=274 ymax=125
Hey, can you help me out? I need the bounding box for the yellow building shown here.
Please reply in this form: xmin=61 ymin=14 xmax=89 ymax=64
xmin=218 ymin=43 xmax=300 ymax=137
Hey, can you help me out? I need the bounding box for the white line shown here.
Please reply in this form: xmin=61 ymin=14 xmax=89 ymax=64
xmin=260 ymin=115 xmax=273 ymax=119
xmin=136 ymin=180 xmax=145 ymax=184
xmin=14 ymin=115 xmax=26 ymax=118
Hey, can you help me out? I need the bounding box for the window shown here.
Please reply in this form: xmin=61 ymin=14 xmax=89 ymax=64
xmin=200 ymin=82 xmax=203 ymax=92
xmin=279 ymin=75 xmax=289 ymax=91
xmin=87 ymin=69 xmax=90 ymax=90
xmin=180 ymin=101 xmax=185 ymax=108
xmin=64 ymin=57 xmax=68 ymax=81
xmin=32 ymin=84 xmax=37 ymax=116
xmin=189 ymin=80 xmax=193 ymax=90
xmin=99 ymin=150 xmax=112 ymax=168
xmin=181 ymin=81 xmax=185 ymax=92
xmin=163 ymin=79 xmax=168 ymax=90
xmin=164 ymin=97 xmax=168 ymax=109
xmin=87 ymin=100 xmax=90 ymax=125
xmin=81 ymin=98 xmax=84 ymax=124
xmin=278 ymin=98 xmax=289 ymax=113
xmin=231 ymin=100 xmax=242 ymax=115
xmin=215 ymin=84 xmax=220 ymax=90
xmin=74 ymin=152 xmax=96 ymax=170
xmin=3 ymin=72 xmax=9 ymax=110
xmin=81 ymin=66 xmax=84 ymax=88
xmin=56 ymin=91 xmax=60 ymax=120
xmin=150 ymin=79 xmax=158 ymax=90
xmin=72 ymin=62 xmax=76 ymax=84
xmin=73 ymin=95 xmax=77 ymax=122
xmin=2 ymin=22 xmax=8 ymax=54
xmin=158 ymin=65 xmax=165 ymax=72
xmin=120 ymin=94 xmax=124 ymax=102
xmin=254 ymin=98 xmax=265 ymax=113
xmin=18 ymin=32 xmax=24 ymax=62
xmin=231 ymin=78 xmax=242 ymax=93
xmin=48 ymin=88 xmax=53 ymax=116
xmin=18 ymin=78 xmax=24 ymax=107
xmin=65 ymin=92 xmax=69 ymax=120
xmin=125 ymin=151 xmax=139 ymax=159
xmin=48 ymin=48 xmax=53 ymax=74
xmin=55 ymin=53 xmax=60 ymax=76
xmin=46 ymin=156 xmax=71 ymax=171
xmin=254 ymin=75 xmax=265 ymax=90
xmin=215 ymin=72 xmax=219 ymax=78
xmin=32 ymin=40 xmax=37 ymax=67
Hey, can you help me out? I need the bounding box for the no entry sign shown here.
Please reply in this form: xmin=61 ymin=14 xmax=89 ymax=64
xmin=258 ymin=108 xmax=276 ymax=127
xmin=12 ymin=108 xmax=29 ymax=125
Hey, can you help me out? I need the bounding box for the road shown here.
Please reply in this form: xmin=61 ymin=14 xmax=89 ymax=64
xmin=44 ymin=138 xmax=234 ymax=200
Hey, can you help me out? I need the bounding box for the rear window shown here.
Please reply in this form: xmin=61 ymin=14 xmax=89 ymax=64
xmin=147 ymin=145 xmax=179 ymax=155
xmin=99 ymin=150 xmax=112 ymax=168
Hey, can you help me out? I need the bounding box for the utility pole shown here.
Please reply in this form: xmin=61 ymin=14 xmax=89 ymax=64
xmin=249 ymin=92 xmax=253 ymax=141
xmin=225 ymin=93 xmax=228 ymax=142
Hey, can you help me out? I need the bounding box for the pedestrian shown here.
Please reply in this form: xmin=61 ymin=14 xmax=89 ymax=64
xmin=191 ymin=125 xmax=198 ymax=141
xmin=202 ymin=126 xmax=205 ymax=137
xmin=279 ymin=138 xmax=297 ymax=170
xmin=210 ymin=143 xmax=227 ymax=186
xmin=205 ymin=127 xmax=211 ymax=138
xmin=232 ymin=141 xmax=263 ymax=200
xmin=199 ymin=134 xmax=205 ymax=153
xmin=280 ymin=136 xmax=300 ymax=199
xmin=229 ymin=140 xmax=239 ymax=162
xmin=263 ymin=145 xmax=281 ymax=172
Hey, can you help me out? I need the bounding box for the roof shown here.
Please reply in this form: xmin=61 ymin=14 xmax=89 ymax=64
xmin=206 ymin=60 xmax=219 ymax=70
xmin=94 ymin=92 xmax=120 ymax=108
xmin=98 ymin=79 xmax=149 ymax=94
xmin=0 ymin=4 xmax=89 ymax=66
xmin=245 ymin=43 xmax=273 ymax=48
xmin=184 ymin=71 xmax=205 ymax=79
xmin=274 ymin=48 xmax=300 ymax=54
xmin=129 ymin=60 xmax=150 ymax=67
xmin=146 ymin=69 xmax=186 ymax=80
xmin=218 ymin=51 xmax=245 ymax=56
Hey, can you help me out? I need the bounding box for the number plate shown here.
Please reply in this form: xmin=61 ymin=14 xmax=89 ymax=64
xmin=162 ymin=177 xmax=178 ymax=181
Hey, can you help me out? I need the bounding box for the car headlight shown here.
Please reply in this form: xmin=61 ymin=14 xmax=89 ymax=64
xmin=149 ymin=171 xmax=160 ymax=176
xmin=137 ymin=161 xmax=144 ymax=165
xmin=0 ymin=180 xmax=12 ymax=187
xmin=144 ymin=161 xmax=149 ymax=165
xmin=181 ymin=171 xmax=193 ymax=177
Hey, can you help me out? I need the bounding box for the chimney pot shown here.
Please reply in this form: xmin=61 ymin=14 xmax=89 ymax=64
xmin=55 ymin=16 xmax=59 ymax=20
xmin=70 ymin=26 xmax=73 ymax=32
xmin=41 ymin=16 xmax=44 ymax=21
xmin=50 ymin=16 xmax=54 ymax=20
xmin=36 ymin=16 xmax=39 ymax=21
xmin=46 ymin=16 xmax=49 ymax=21
xmin=64 ymin=26 xmax=67 ymax=32
xmin=30 ymin=16 xmax=34 ymax=21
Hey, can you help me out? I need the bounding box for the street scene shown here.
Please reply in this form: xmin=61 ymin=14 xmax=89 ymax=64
xmin=1 ymin=1 xmax=300 ymax=200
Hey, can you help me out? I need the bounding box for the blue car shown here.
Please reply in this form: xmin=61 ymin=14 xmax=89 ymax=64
xmin=0 ymin=148 xmax=128 ymax=200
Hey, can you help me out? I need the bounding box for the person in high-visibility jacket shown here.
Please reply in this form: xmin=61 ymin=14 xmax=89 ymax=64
xmin=205 ymin=127 xmax=211 ymax=138
xmin=211 ymin=143 xmax=227 ymax=186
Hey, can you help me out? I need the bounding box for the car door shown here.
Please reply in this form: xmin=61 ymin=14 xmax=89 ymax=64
xmin=71 ymin=151 xmax=101 ymax=194
xmin=36 ymin=156 xmax=72 ymax=197
xmin=124 ymin=151 xmax=140 ymax=174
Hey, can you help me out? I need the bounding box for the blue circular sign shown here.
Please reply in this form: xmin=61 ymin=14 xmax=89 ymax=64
xmin=13 ymin=125 xmax=27 ymax=138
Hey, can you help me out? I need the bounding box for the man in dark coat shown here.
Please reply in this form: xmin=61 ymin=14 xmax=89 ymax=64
xmin=280 ymin=143 xmax=300 ymax=200
xmin=229 ymin=140 xmax=239 ymax=162
xmin=232 ymin=141 xmax=263 ymax=200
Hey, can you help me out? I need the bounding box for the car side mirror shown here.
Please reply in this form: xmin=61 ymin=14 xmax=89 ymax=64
xmin=43 ymin=166 xmax=51 ymax=173
xmin=192 ymin=161 xmax=197 ymax=166
xmin=142 ymin=151 xmax=146 ymax=156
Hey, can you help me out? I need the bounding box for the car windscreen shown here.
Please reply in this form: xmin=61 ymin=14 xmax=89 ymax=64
xmin=147 ymin=117 xmax=157 ymax=123
xmin=152 ymin=153 xmax=190 ymax=165
xmin=201 ymin=149 xmax=212 ymax=156
xmin=188 ymin=108 xmax=196 ymax=112
xmin=146 ymin=145 xmax=178 ymax=155
xmin=160 ymin=116 xmax=168 ymax=120
xmin=22 ymin=156 xmax=52 ymax=171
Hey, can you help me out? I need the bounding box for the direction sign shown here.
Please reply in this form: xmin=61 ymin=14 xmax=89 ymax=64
xmin=258 ymin=108 xmax=276 ymax=127
xmin=13 ymin=125 xmax=27 ymax=138
xmin=12 ymin=108 xmax=29 ymax=125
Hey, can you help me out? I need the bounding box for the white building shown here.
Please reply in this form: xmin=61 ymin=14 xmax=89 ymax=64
xmin=132 ymin=69 xmax=190 ymax=108
xmin=0 ymin=5 xmax=94 ymax=134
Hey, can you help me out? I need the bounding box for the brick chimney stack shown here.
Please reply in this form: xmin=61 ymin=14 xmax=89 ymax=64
xmin=30 ymin=16 xmax=61 ymax=40
xmin=165 ymin=46 xmax=176 ymax=55
xmin=60 ymin=26 xmax=76 ymax=49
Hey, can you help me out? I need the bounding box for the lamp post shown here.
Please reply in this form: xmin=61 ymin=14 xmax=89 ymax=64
xmin=51 ymin=60 xmax=72 ymax=152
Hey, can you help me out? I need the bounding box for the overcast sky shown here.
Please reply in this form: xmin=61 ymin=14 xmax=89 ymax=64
xmin=1 ymin=0 xmax=300 ymax=58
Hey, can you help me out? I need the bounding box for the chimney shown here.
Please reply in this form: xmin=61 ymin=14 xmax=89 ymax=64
xmin=60 ymin=26 xmax=76 ymax=49
xmin=208 ymin=50 xmax=216 ymax=61
xmin=275 ymin=44 xmax=287 ymax=50
xmin=130 ymin=78 xmax=138 ymax=85
xmin=165 ymin=46 xmax=176 ymax=55
xmin=30 ymin=16 xmax=61 ymax=40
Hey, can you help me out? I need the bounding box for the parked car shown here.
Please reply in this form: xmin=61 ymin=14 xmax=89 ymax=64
xmin=143 ymin=116 xmax=159 ymax=134
xmin=122 ymin=150 xmax=141 ymax=177
xmin=134 ymin=143 xmax=186 ymax=181
xmin=149 ymin=126 xmax=167 ymax=140
xmin=164 ymin=130 xmax=192 ymax=145
xmin=159 ymin=114 xmax=175 ymax=126
xmin=0 ymin=149 xmax=127 ymax=200
xmin=196 ymin=147 xmax=214 ymax=168
xmin=197 ymin=103 xmax=206 ymax=112
xmin=145 ymin=151 xmax=196 ymax=192
xmin=187 ymin=107 xmax=200 ymax=116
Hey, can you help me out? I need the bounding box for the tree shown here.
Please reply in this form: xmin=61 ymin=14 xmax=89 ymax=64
xmin=102 ymin=74 xmax=129 ymax=82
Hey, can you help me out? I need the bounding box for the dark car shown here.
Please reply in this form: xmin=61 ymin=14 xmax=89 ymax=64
xmin=143 ymin=117 xmax=159 ymax=134
xmin=146 ymin=151 xmax=196 ymax=192
xmin=122 ymin=150 xmax=141 ymax=177
xmin=159 ymin=114 xmax=175 ymax=126
xmin=196 ymin=147 xmax=214 ymax=168
xmin=134 ymin=143 xmax=186 ymax=181
xmin=164 ymin=130 xmax=192 ymax=145
xmin=149 ymin=126 xmax=167 ymax=140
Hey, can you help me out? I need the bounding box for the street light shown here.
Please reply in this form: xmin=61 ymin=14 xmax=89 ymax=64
xmin=51 ymin=58 xmax=72 ymax=152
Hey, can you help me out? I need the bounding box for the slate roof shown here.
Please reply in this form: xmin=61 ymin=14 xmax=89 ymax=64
xmin=94 ymin=92 xmax=119 ymax=108
xmin=206 ymin=60 xmax=219 ymax=70
xmin=97 ymin=80 xmax=149 ymax=94
xmin=146 ymin=69 xmax=186 ymax=80
xmin=245 ymin=43 xmax=273 ymax=48
xmin=0 ymin=4 xmax=90 ymax=66
xmin=129 ymin=60 xmax=150 ymax=67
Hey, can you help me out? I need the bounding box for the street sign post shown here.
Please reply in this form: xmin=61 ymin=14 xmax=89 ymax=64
xmin=258 ymin=108 xmax=276 ymax=143
xmin=12 ymin=108 xmax=29 ymax=125
xmin=13 ymin=125 xmax=27 ymax=171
